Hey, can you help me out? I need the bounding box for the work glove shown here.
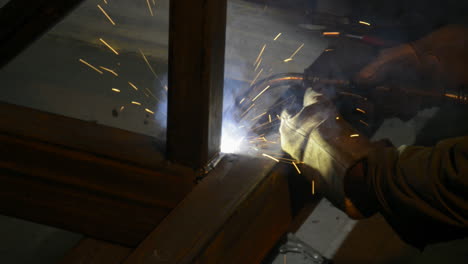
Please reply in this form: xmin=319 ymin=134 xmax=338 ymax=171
xmin=280 ymin=88 xmax=373 ymax=210
xmin=355 ymin=25 xmax=468 ymax=119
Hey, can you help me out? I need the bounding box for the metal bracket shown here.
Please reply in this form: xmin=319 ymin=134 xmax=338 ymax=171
xmin=195 ymin=152 xmax=226 ymax=183
xmin=279 ymin=233 xmax=330 ymax=264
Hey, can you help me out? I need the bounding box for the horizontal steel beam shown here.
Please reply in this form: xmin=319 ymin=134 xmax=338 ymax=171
xmin=124 ymin=155 xmax=293 ymax=264
xmin=0 ymin=130 xmax=195 ymax=246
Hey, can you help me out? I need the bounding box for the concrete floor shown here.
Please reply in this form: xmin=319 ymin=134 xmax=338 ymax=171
xmin=0 ymin=0 xmax=466 ymax=263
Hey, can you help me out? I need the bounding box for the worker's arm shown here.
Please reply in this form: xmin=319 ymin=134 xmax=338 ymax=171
xmin=280 ymin=88 xmax=468 ymax=248
xmin=345 ymin=138 xmax=468 ymax=248
xmin=281 ymin=25 xmax=468 ymax=248
xmin=345 ymin=24 xmax=468 ymax=248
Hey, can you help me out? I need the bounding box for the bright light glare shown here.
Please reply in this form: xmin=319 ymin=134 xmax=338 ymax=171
xmin=220 ymin=121 xmax=244 ymax=154
xmin=221 ymin=134 xmax=242 ymax=153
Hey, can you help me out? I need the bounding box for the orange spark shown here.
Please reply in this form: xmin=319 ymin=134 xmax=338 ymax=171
xmin=356 ymin=108 xmax=366 ymax=114
xmin=322 ymin=32 xmax=340 ymax=36
xmin=284 ymin=43 xmax=304 ymax=62
xmin=292 ymin=162 xmax=301 ymax=174
xmin=254 ymin=57 xmax=263 ymax=72
xmin=99 ymin=38 xmax=119 ymax=55
xmin=99 ymin=66 xmax=118 ymax=76
xmin=146 ymin=0 xmax=154 ymax=16
xmin=79 ymin=59 xmax=103 ymax=74
xmin=251 ymin=112 xmax=267 ymax=121
xmin=240 ymin=103 xmax=255 ymax=118
xmin=252 ymin=85 xmax=271 ymax=102
xmin=139 ymin=49 xmax=159 ymax=78
xmin=274 ymin=33 xmax=282 ymax=41
xmin=128 ymin=82 xmax=138 ymax=91
xmin=250 ymin=68 xmax=263 ymax=85
xmin=111 ymin=88 xmax=120 ymax=93
xmin=359 ymin=21 xmax=371 ymax=26
xmin=97 ymin=5 xmax=116 ymax=26
xmin=254 ymin=44 xmax=266 ymax=66
xmin=262 ymin=153 xmax=280 ymax=162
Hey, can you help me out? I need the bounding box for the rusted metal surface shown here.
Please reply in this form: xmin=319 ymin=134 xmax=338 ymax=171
xmin=166 ymin=0 xmax=227 ymax=169
xmin=0 ymin=102 xmax=186 ymax=172
xmin=123 ymin=155 xmax=292 ymax=264
xmin=0 ymin=131 xmax=195 ymax=247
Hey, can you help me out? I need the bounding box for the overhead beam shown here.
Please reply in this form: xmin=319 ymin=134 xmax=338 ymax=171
xmin=167 ymin=0 xmax=227 ymax=169
xmin=123 ymin=155 xmax=292 ymax=264
xmin=0 ymin=0 xmax=85 ymax=68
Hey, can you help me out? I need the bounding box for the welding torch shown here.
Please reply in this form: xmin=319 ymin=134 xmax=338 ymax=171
xmin=236 ymin=73 xmax=468 ymax=120
xmin=305 ymin=76 xmax=468 ymax=102
xmin=234 ymin=72 xmax=468 ymax=138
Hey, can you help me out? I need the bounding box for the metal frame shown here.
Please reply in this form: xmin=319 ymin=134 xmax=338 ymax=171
xmin=0 ymin=0 xmax=318 ymax=262
xmin=0 ymin=102 xmax=200 ymax=246
xmin=167 ymin=0 xmax=227 ymax=169
xmin=124 ymin=156 xmax=291 ymax=264
xmin=0 ymin=0 xmax=228 ymax=248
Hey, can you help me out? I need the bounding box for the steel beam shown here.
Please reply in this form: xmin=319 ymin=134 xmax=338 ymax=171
xmin=166 ymin=0 xmax=227 ymax=169
xmin=124 ymin=155 xmax=292 ymax=264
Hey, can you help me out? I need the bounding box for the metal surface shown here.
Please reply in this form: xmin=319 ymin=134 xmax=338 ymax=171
xmin=167 ymin=0 xmax=227 ymax=169
xmin=279 ymin=233 xmax=330 ymax=264
xmin=124 ymin=155 xmax=291 ymax=264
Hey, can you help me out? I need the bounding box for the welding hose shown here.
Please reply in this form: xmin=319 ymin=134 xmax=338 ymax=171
xmin=244 ymin=72 xmax=468 ymax=107
xmin=250 ymin=72 xmax=305 ymax=89
xmin=237 ymin=72 xmax=468 ymax=126
xmin=237 ymin=73 xmax=304 ymax=108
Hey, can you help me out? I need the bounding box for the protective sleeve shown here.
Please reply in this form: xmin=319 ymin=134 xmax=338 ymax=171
xmin=363 ymin=136 xmax=468 ymax=248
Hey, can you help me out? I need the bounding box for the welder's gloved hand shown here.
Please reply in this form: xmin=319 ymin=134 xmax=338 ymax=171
xmin=280 ymin=88 xmax=373 ymax=212
xmin=356 ymin=25 xmax=468 ymax=89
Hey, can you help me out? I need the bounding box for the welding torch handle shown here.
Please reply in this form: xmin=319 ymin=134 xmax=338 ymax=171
xmin=309 ymin=78 xmax=468 ymax=104
xmin=345 ymin=34 xmax=389 ymax=47
xmin=371 ymin=86 xmax=468 ymax=104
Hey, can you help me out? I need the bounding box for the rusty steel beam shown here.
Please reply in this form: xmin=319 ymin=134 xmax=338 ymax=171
xmin=0 ymin=130 xmax=196 ymax=247
xmin=0 ymin=102 xmax=178 ymax=171
xmin=166 ymin=0 xmax=227 ymax=169
xmin=123 ymin=155 xmax=293 ymax=264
